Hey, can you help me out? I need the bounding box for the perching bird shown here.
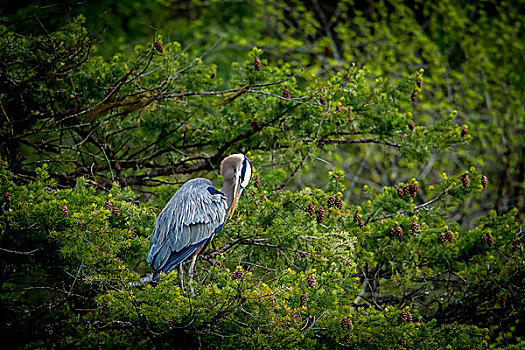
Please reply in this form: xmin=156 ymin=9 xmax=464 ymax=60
xmin=147 ymin=153 xmax=252 ymax=284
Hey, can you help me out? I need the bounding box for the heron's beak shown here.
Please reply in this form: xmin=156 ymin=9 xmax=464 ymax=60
xmin=229 ymin=177 xmax=243 ymax=220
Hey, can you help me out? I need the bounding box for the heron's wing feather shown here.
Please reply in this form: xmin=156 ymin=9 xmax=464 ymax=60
xmin=147 ymin=178 xmax=227 ymax=273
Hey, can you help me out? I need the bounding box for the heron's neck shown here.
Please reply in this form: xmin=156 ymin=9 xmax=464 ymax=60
xmin=221 ymin=180 xmax=235 ymax=216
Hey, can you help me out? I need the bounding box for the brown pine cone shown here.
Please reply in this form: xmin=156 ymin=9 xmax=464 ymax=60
xmin=411 ymin=90 xmax=418 ymax=102
xmin=112 ymin=205 xmax=121 ymax=217
xmin=334 ymin=196 xmax=343 ymax=209
xmin=404 ymin=184 xmax=419 ymax=198
xmin=129 ymin=225 xmax=137 ymax=239
xmin=317 ymin=206 xmax=326 ymax=224
xmin=445 ymin=230 xmax=454 ymax=243
xmin=231 ymin=270 xmax=243 ymax=280
xmin=254 ymin=176 xmax=261 ymax=188
xmin=481 ymin=174 xmax=488 ymax=189
xmin=341 ymin=316 xmax=353 ymax=330
xmin=353 ymin=211 xmax=361 ymax=223
xmin=77 ymin=221 xmax=84 ymax=228
xmin=307 ymin=273 xmax=316 ymax=288
xmin=4 ymin=189 xmax=11 ymax=202
xmin=481 ymin=233 xmax=494 ymax=248
xmin=250 ymin=118 xmax=258 ymax=130
xmin=61 ymin=204 xmax=69 ymax=217
xmin=409 ymin=120 xmax=415 ymax=131
xmin=390 ymin=225 xmax=403 ymax=238
xmin=100 ymin=299 xmax=108 ymax=311
xmin=254 ymin=57 xmax=261 ymax=71
xmin=460 ymin=173 xmax=470 ymax=189
xmin=104 ymin=201 xmax=112 ymax=211
xmin=283 ymin=87 xmax=290 ymax=99
xmin=400 ymin=338 xmax=407 ymax=347
xmin=153 ymin=41 xmax=164 ymax=53
xmin=397 ymin=310 xmax=412 ymax=325
xmin=319 ymin=95 xmax=327 ymax=106
xmin=344 ymin=334 xmax=351 ymax=344
xmin=439 ymin=231 xmax=447 ymax=244
xmin=417 ymin=74 xmax=423 ymax=89
xmin=411 ymin=220 xmax=420 ymax=234
xmin=300 ymin=292 xmax=308 ymax=308
xmin=397 ymin=187 xmax=404 ymax=198
xmin=327 ymin=195 xmax=336 ymax=208
xmin=308 ymin=203 xmax=315 ymax=216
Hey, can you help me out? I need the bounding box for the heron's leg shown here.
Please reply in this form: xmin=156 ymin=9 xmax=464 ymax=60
xmin=188 ymin=253 xmax=198 ymax=293
xmin=179 ymin=262 xmax=185 ymax=290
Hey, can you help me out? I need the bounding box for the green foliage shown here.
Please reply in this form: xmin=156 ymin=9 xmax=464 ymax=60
xmin=1 ymin=1 xmax=524 ymax=349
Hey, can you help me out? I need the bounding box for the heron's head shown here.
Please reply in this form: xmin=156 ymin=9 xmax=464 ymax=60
xmin=221 ymin=153 xmax=252 ymax=219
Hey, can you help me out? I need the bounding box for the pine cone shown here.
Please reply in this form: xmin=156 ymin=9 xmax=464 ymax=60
xmin=461 ymin=127 xmax=468 ymax=137
xmin=104 ymin=201 xmax=112 ymax=211
xmin=460 ymin=173 xmax=470 ymax=189
xmin=439 ymin=231 xmax=447 ymax=244
xmin=100 ymin=299 xmax=108 ymax=311
xmin=231 ymin=270 xmax=243 ymax=280
xmin=129 ymin=225 xmax=137 ymax=239
xmin=300 ymin=292 xmax=308 ymax=308
xmin=481 ymin=233 xmax=494 ymax=248
xmin=254 ymin=176 xmax=261 ymax=188
xmin=250 ymin=118 xmax=258 ymax=130
xmin=210 ymin=70 xmax=216 ymax=79
xmin=409 ymin=120 xmax=415 ymax=131
xmin=344 ymin=334 xmax=351 ymax=344
xmin=445 ymin=230 xmax=454 ymax=243
xmin=404 ymin=184 xmax=419 ymax=198
xmin=354 ymin=211 xmax=365 ymax=227
xmin=77 ymin=220 xmax=84 ymax=228
xmin=61 ymin=204 xmax=69 ymax=217
xmin=411 ymin=220 xmax=420 ymax=234
xmin=390 ymin=225 xmax=403 ymax=238
xmin=4 ymin=189 xmax=11 ymax=202
xmin=411 ymin=90 xmax=418 ymax=102
xmin=283 ymin=87 xmax=290 ymax=99
xmin=335 ymin=196 xmax=343 ymax=209
xmin=400 ymin=338 xmax=407 ymax=347
xmin=153 ymin=41 xmax=164 ymax=53
xmin=319 ymin=95 xmax=327 ymax=106
xmin=317 ymin=206 xmax=325 ymax=224
xmin=254 ymin=57 xmax=261 ymax=71
xmin=397 ymin=310 xmax=412 ymax=325
xmin=307 ymin=273 xmax=316 ymax=288
xmin=308 ymin=203 xmax=315 ymax=216
xmin=417 ymin=74 xmax=423 ymax=89
xmin=327 ymin=195 xmax=336 ymax=208
xmin=481 ymin=174 xmax=488 ymax=189
xmin=112 ymin=205 xmax=121 ymax=217
xmin=397 ymin=187 xmax=404 ymax=198
xmin=341 ymin=316 xmax=353 ymax=330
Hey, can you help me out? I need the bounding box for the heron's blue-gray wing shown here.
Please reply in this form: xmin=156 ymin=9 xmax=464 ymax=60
xmin=147 ymin=178 xmax=227 ymax=273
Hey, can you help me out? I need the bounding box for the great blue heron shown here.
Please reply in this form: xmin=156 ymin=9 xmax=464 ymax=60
xmin=147 ymin=154 xmax=252 ymax=286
